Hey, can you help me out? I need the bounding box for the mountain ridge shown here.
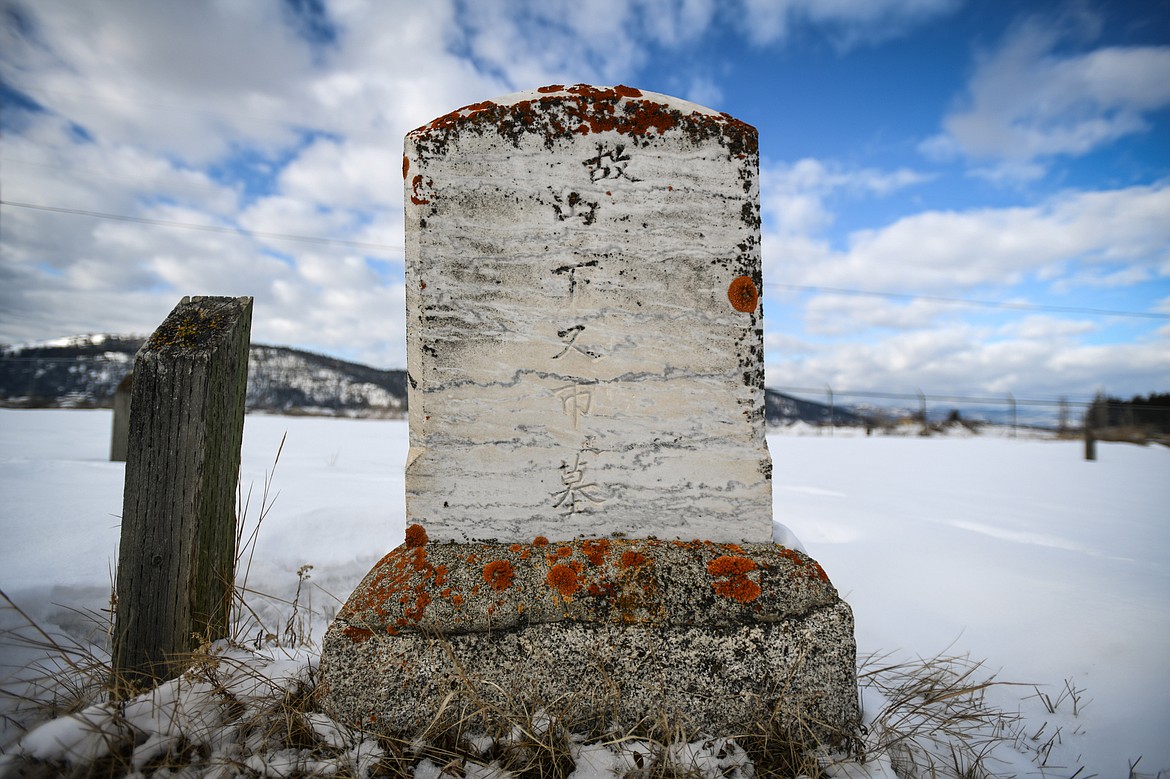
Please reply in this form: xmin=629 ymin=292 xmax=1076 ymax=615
xmin=2 ymin=333 xmax=860 ymax=426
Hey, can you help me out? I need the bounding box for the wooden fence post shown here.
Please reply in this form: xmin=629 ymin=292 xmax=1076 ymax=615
xmin=109 ymin=372 xmax=133 ymax=462
xmin=113 ymin=295 xmax=253 ymax=693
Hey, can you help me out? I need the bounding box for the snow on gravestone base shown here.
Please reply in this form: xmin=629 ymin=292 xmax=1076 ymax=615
xmin=403 ymin=83 xmax=772 ymax=543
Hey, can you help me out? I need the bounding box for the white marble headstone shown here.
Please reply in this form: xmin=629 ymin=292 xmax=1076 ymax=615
xmin=403 ymin=84 xmax=771 ymax=542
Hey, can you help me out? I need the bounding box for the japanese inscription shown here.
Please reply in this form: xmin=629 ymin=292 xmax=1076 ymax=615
xmin=403 ymin=84 xmax=771 ymax=543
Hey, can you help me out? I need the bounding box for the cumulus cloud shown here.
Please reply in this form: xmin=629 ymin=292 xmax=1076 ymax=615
xmin=922 ymin=14 xmax=1170 ymax=177
xmin=766 ymin=181 xmax=1170 ymax=294
xmin=761 ymin=158 xmax=932 ymax=236
xmin=0 ymin=0 xmax=507 ymax=366
xmin=760 ymin=173 xmax=1170 ymax=398
xmin=766 ymin=321 xmax=1169 ymax=399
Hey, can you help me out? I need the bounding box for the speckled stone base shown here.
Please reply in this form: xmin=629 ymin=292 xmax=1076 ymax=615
xmin=318 ymin=532 xmax=860 ymax=746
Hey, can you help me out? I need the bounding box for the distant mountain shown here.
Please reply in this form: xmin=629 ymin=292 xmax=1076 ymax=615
xmin=0 ymin=335 xmax=407 ymax=417
xmin=764 ymin=388 xmax=867 ymax=428
xmin=3 ymin=334 xmax=896 ymax=428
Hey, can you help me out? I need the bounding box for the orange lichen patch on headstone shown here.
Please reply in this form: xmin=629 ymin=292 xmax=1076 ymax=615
xmin=708 ymin=555 xmax=757 ymax=577
xmin=707 ymin=554 xmax=762 ymax=603
xmin=547 ymin=562 xmax=582 ymax=598
xmin=582 ymin=538 xmax=611 ymax=566
xmin=777 ymin=547 xmax=830 ymax=583
xmin=402 ymin=155 xmax=409 ymax=179
xmin=546 ymin=545 xmax=574 ymax=565
xmin=713 ymin=576 xmax=761 ymax=603
xmin=405 ymin=523 xmax=428 ymax=548
xmin=403 ymin=590 xmax=431 ymax=622
xmin=619 ymin=550 xmax=650 ymax=569
xmin=483 ymin=559 xmax=515 ymax=591
xmin=410 ymin=174 xmax=432 ymax=205
xmin=412 ymin=84 xmax=756 ymax=157
xmin=533 ymin=536 xmax=549 ymax=547
xmin=727 ymin=276 xmax=758 ymax=313
xmin=338 ymin=541 xmax=450 ymax=634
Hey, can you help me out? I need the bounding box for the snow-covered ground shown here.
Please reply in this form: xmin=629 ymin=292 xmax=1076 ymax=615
xmin=1 ymin=409 xmax=1167 ymax=777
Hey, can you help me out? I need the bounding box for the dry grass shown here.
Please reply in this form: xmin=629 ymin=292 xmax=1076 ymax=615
xmin=0 ymin=584 xmax=1122 ymax=779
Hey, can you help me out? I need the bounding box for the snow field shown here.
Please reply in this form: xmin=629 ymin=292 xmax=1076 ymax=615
xmin=1 ymin=409 xmax=1167 ymax=777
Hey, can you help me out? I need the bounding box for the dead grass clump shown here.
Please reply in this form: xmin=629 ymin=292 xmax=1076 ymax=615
xmin=854 ymin=650 xmax=1025 ymax=779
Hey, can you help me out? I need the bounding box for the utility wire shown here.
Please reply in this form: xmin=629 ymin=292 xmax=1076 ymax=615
xmin=766 ymin=282 xmax=1170 ymax=320
xmin=0 ymin=200 xmax=399 ymax=253
xmin=770 ymin=386 xmax=1098 ymax=407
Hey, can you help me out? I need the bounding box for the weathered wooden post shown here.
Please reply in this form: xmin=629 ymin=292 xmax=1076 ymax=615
xmin=113 ymin=295 xmax=253 ymax=693
xmin=109 ymin=372 xmax=133 ymax=462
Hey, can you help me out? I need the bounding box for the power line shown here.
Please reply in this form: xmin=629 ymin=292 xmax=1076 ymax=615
xmin=770 ymin=385 xmax=1097 ymax=407
xmin=0 ymin=200 xmax=399 ymax=253
xmin=766 ymin=282 xmax=1170 ymax=320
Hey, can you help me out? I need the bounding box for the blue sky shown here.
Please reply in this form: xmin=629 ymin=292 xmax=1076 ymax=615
xmin=1 ymin=0 xmax=1168 ymax=405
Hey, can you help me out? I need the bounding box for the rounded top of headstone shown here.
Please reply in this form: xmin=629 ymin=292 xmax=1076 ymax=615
xmin=408 ymin=84 xmax=756 ymax=155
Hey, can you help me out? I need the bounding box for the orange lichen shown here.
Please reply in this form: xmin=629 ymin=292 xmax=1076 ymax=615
xmin=546 ymin=546 xmax=573 ymax=564
xmin=713 ymin=576 xmax=761 ymax=603
xmin=404 ymin=523 xmax=428 ymax=548
xmin=707 ymin=555 xmax=758 ymax=577
xmin=776 ymin=547 xmax=830 ymax=583
xmin=620 ymin=550 xmax=649 ymax=569
xmin=547 ymin=563 xmax=581 ymax=598
xmin=342 ymin=626 xmax=373 ymax=644
xmin=533 ymin=536 xmax=549 ymax=547
xmin=727 ymin=276 xmax=758 ymax=313
xmin=483 ymin=560 xmax=515 ymax=591
xmin=403 ymin=591 xmax=431 ymax=622
xmin=410 ymin=174 xmax=431 ymax=205
xmin=508 ymin=543 xmax=532 ymax=560
xmin=707 ymin=555 xmax=762 ymax=603
xmin=402 ymin=155 xmax=409 ymax=179
xmin=413 ymin=84 xmax=756 ymax=157
xmin=582 ymin=539 xmax=611 ymax=566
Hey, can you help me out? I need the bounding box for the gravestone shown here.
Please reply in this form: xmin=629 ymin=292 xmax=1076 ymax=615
xmin=320 ymin=86 xmax=858 ymax=749
xmin=403 ymin=83 xmax=770 ymax=543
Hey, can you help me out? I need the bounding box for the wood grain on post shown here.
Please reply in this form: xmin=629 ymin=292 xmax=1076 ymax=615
xmin=109 ymin=372 xmax=133 ymax=462
xmin=113 ymin=296 xmax=253 ymax=692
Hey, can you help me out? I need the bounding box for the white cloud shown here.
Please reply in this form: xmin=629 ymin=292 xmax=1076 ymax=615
xmin=766 ymin=323 xmax=1169 ymax=400
xmin=923 ymin=15 xmax=1170 ymax=175
xmin=766 ymin=181 xmax=1170 ymax=294
xmin=0 ymin=0 xmax=508 ymax=367
xmin=803 ymin=294 xmax=954 ymax=335
xmin=760 ymin=158 xmax=931 ymax=236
